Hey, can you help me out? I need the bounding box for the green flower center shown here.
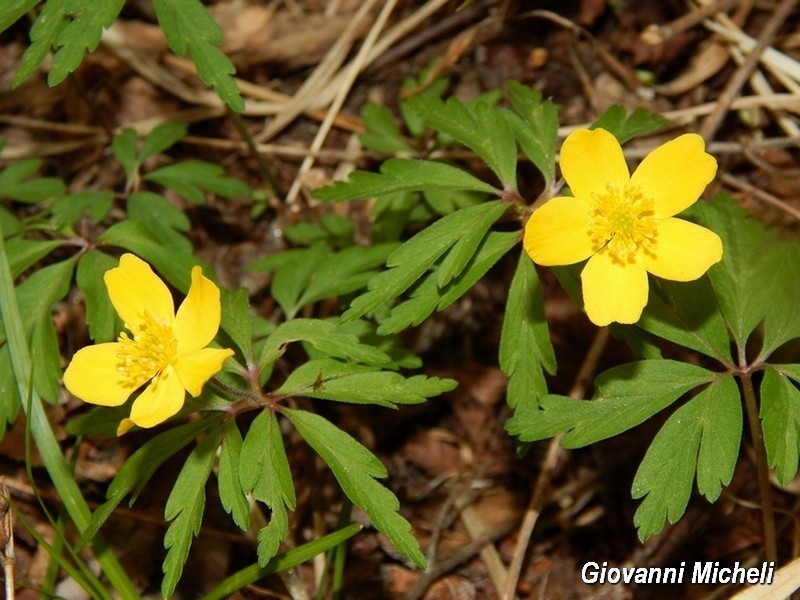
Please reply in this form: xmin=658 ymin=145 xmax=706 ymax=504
xmin=116 ymin=311 xmax=177 ymax=388
xmin=589 ymin=183 xmax=657 ymax=263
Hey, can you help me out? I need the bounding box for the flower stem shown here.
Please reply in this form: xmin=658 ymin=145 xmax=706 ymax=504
xmin=739 ymin=368 xmax=777 ymax=562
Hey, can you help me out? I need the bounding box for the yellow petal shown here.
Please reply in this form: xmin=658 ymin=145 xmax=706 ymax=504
xmin=630 ymin=134 xmax=717 ymax=218
xmin=644 ymin=218 xmax=723 ymax=281
xmin=560 ymin=128 xmax=630 ymax=202
xmin=175 ymin=266 xmax=222 ymax=353
xmin=174 ymin=347 xmax=234 ymax=397
xmin=524 ymin=196 xmax=596 ymax=266
xmin=63 ymin=343 xmax=138 ymax=406
xmin=104 ymin=254 xmax=174 ymax=330
xmin=117 ymin=418 xmax=136 ymax=436
xmin=127 ymin=366 xmax=185 ymax=428
xmin=581 ymin=250 xmax=649 ymax=326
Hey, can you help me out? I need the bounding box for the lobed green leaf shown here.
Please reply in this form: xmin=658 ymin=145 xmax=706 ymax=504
xmin=761 ymin=366 xmax=800 ymax=485
xmin=313 ymin=158 xmax=499 ymax=202
xmin=506 ymin=360 xmax=716 ymax=447
xmin=217 ymin=421 xmax=250 ymax=531
xmin=591 ymin=105 xmax=671 ymax=145
xmin=143 ymin=160 xmax=249 ymax=204
xmin=504 ymin=81 xmax=558 ymax=185
xmin=283 ymin=408 xmax=425 ymax=568
xmin=632 ymin=375 xmax=740 ymax=540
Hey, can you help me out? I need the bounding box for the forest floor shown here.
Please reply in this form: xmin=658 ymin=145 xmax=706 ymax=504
xmin=2 ymin=0 xmax=800 ymax=598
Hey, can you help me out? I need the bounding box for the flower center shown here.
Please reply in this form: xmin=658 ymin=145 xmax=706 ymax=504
xmin=588 ymin=183 xmax=657 ymax=263
xmin=116 ymin=311 xmax=177 ymax=389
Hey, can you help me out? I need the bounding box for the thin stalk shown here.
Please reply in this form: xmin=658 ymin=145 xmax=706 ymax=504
xmin=739 ymin=369 xmax=777 ymax=562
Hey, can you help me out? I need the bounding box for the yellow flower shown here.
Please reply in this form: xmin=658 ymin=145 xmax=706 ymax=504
xmin=64 ymin=254 xmax=234 ymax=435
xmin=524 ymin=128 xmax=722 ymax=326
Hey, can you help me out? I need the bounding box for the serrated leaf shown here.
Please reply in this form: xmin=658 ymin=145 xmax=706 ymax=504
xmin=79 ymin=419 xmax=209 ymax=549
xmin=97 ymin=219 xmax=200 ymax=291
xmin=127 ymin=191 xmax=192 ymax=253
xmin=360 ymin=103 xmax=412 ymax=153
xmin=591 ymin=105 xmax=671 ymax=145
xmin=499 ymin=254 xmax=555 ymax=411
xmin=270 ymin=242 xmax=327 ymax=317
xmin=259 ymin=318 xmax=390 ymax=368
xmin=632 ymin=375 xmax=740 ymax=541
xmin=761 ymin=366 xmax=800 ymax=485
xmin=139 ymin=122 xmax=188 ymax=161
xmin=48 ymin=0 xmax=126 ymax=85
xmin=0 ymin=158 xmax=66 ymax=202
xmin=637 ymin=276 xmax=731 ymax=363
xmin=378 ymin=231 xmax=518 ymax=335
xmin=16 ymin=258 xmax=74 ymax=337
xmin=283 ymin=408 xmax=425 ymax=568
xmin=422 ymin=188 xmax=483 ymax=215
xmin=151 ymin=0 xmax=243 ymax=111
xmin=505 ymin=81 xmax=558 ymax=184
xmin=296 ymin=243 xmax=399 ymax=309
xmin=344 ymin=201 xmax=507 ymax=321
xmin=506 ymin=360 xmax=716 ymax=447
xmin=31 ymin=315 xmax=61 ymax=403
xmin=6 ymin=238 xmax=63 ymax=278
xmin=51 ymin=190 xmax=114 ymax=227
xmin=240 ymin=411 xmax=295 ymax=566
xmin=437 ymin=201 xmax=507 ymax=287
xmin=690 ymin=196 xmax=779 ymax=354
xmin=218 ymin=421 xmax=250 ymax=530
xmin=14 ymin=0 xmax=70 ymax=87
xmin=162 ymin=426 xmax=221 ymax=597
xmin=143 ymin=159 xmax=249 ymax=204
xmin=406 ymin=95 xmax=517 ymax=188
xmin=0 ymin=0 xmax=38 ymax=32
xmin=275 ymin=358 xmax=456 ymax=407
xmin=313 ymin=158 xmax=498 ymax=202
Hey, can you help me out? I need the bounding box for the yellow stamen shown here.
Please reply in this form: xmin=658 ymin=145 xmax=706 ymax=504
xmin=115 ymin=311 xmax=177 ymax=389
xmin=588 ymin=183 xmax=657 ymax=263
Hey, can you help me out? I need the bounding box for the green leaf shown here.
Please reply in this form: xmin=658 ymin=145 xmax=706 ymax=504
xmin=406 ymin=95 xmax=517 ymax=188
xmin=506 ymin=360 xmax=716 ymax=447
xmin=162 ymin=426 xmax=222 ymax=597
xmin=761 ymin=366 xmax=800 ymax=485
xmin=275 ymin=358 xmax=456 ymax=407
xmin=14 ymin=0 xmax=70 ymax=87
xmin=0 ymin=158 xmax=66 ymax=202
xmin=360 ymin=103 xmax=412 ymax=153
xmin=690 ymin=196 xmax=779 ymax=354
xmin=16 ymin=258 xmax=75 ymax=338
xmin=504 ymin=81 xmax=558 ymax=184
xmin=218 ymin=422 xmax=250 ymax=531
xmin=637 ymin=277 xmax=731 ymax=364
xmin=591 ymin=105 xmax=671 ymax=145
xmin=378 ymin=231 xmax=518 ymax=335
xmin=48 ymin=0 xmax=126 ymax=86
xmin=296 ymin=243 xmax=399 ymax=310
xmin=80 ymin=418 xmax=210 ymax=549
xmin=283 ymin=408 xmax=425 ymax=568
xmin=76 ymin=251 xmax=119 ymax=343
xmin=343 ymin=201 xmax=507 ymax=321
xmin=313 ymin=158 xmax=499 ymax=202
xmin=127 ymin=191 xmax=192 ymax=253
xmin=220 ymin=288 xmax=253 ymax=360
xmin=139 ymin=122 xmax=188 ymax=161
xmin=0 ymin=0 xmax=38 ymax=32
xmin=111 ymin=128 xmax=139 ymax=178
xmin=151 ymin=0 xmax=243 ymax=112
xmin=270 ymin=242 xmax=327 ymax=317
xmin=632 ymin=375 xmax=740 ymax=540
xmin=51 ymin=190 xmax=114 ymax=227
xmin=240 ymin=411 xmax=295 ymax=566
xmin=143 ymin=159 xmax=249 ymax=204
xmin=259 ymin=318 xmax=390 ymax=368
xmin=31 ymin=315 xmax=62 ymax=403
xmin=98 ymin=219 xmax=200 ymax=291
xmin=499 ymin=254 xmax=555 ymax=410
xmin=5 ymin=238 xmax=63 ymax=278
